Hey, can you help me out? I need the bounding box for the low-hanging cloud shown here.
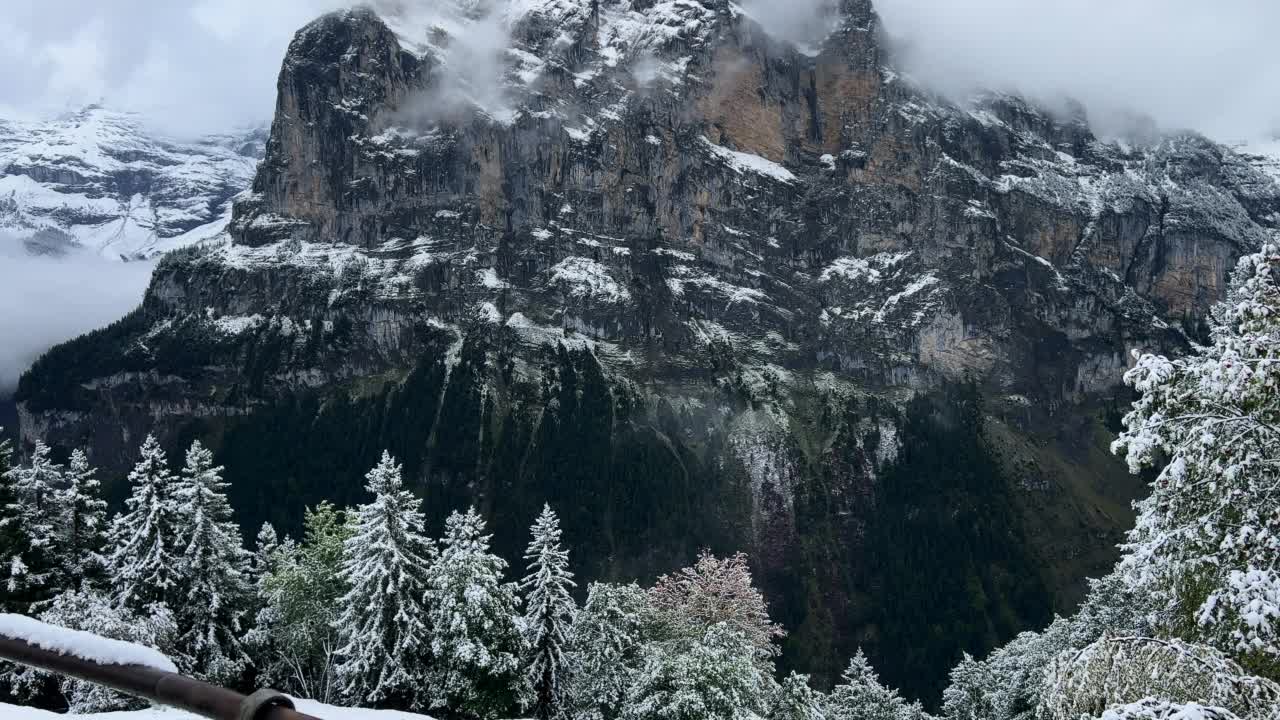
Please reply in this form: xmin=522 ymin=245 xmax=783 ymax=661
xmin=0 ymin=240 xmax=154 ymax=394
xmin=0 ymin=0 xmax=344 ymax=137
xmin=874 ymin=0 xmax=1280 ymax=142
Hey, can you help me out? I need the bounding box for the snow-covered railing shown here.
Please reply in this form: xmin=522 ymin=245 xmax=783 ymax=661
xmin=0 ymin=614 xmax=323 ymax=720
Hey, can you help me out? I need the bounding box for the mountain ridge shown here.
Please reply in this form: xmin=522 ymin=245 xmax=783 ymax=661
xmin=14 ymin=0 xmax=1280 ymax=702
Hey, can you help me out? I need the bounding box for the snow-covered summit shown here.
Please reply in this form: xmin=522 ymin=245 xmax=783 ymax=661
xmin=0 ymin=106 xmax=263 ymax=260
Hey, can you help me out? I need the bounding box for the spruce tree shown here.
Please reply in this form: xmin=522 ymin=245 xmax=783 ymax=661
xmin=334 ymin=452 xmax=435 ymax=708
xmin=106 ymin=434 xmax=183 ymax=614
xmin=57 ymin=449 xmax=108 ymax=588
xmin=427 ymin=507 xmax=526 ymax=718
xmin=173 ymin=440 xmax=252 ymax=683
xmin=0 ymin=429 xmax=31 ymax=611
xmin=521 ymin=504 xmax=577 ymax=719
xmin=826 ymin=651 xmax=926 ymax=720
xmin=6 ymin=441 xmax=63 ymax=599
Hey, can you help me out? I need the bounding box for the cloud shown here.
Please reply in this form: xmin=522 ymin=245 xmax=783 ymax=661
xmin=0 ymin=239 xmax=154 ymax=392
xmin=0 ymin=0 xmax=343 ymax=137
xmin=873 ymin=0 xmax=1280 ymax=141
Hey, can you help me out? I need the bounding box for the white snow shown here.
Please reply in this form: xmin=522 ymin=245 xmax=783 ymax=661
xmin=0 ymin=699 xmax=434 ymax=719
xmin=549 ymin=257 xmax=631 ymax=303
xmin=702 ymin=138 xmax=797 ymax=184
xmin=0 ymin=614 xmax=177 ymax=673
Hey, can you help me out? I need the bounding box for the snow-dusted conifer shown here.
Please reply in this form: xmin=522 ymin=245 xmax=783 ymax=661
xmin=563 ymin=582 xmax=656 ymax=720
xmin=1112 ymin=244 xmax=1280 ymax=669
xmin=521 ymin=504 xmax=577 ymax=719
xmin=826 ymin=650 xmax=926 ymax=720
xmin=172 ymin=440 xmax=252 ymax=682
xmin=427 ymin=507 xmax=526 ymax=718
xmin=57 ymin=449 xmax=108 ymax=587
xmin=6 ymin=441 xmax=63 ymax=598
xmin=0 ymin=429 xmax=33 ymax=610
xmin=106 ymin=434 xmax=183 ymax=613
xmin=334 ymin=452 xmax=434 ymax=708
xmin=770 ymin=673 xmax=827 ymax=720
xmin=622 ymin=623 xmax=770 ymax=720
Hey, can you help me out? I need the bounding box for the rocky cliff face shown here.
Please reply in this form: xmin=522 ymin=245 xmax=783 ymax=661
xmin=17 ymin=0 xmax=1280 ymax=702
xmin=0 ymin=106 xmax=263 ymax=259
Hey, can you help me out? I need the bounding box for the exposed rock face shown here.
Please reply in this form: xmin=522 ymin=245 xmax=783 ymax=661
xmin=0 ymin=106 xmax=264 ymax=259
xmin=17 ymin=0 xmax=1280 ymax=702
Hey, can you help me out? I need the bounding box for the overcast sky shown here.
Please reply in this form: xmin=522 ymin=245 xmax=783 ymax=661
xmin=0 ymin=0 xmax=1276 ymax=141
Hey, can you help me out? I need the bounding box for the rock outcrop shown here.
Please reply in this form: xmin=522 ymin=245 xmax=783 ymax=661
xmin=17 ymin=0 xmax=1280 ymax=702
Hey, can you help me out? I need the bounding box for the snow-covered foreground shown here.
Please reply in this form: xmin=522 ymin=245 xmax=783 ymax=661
xmin=0 ymin=699 xmax=435 ymax=719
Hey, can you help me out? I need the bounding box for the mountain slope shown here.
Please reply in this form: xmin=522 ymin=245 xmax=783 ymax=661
xmin=16 ymin=0 xmax=1280 ymax=702
xmin=0 ymin=107 xmax=263 ymax=259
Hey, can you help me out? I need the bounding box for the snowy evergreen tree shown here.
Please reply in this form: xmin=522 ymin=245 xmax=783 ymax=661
xmin=1112 ymin=244 xmax=1280 ymax=672
xmin=172 ymin=440 xmax=253 ymax=683
xmin=621 ymin=623 xmax=771 ymax=720
xmin=7 ymin=588 xmax=178 ymax=713
xmin=770 ymin=673 xmax=827 ymax=720
xmin=521 ymin=504 xmax=577 ymax=719
xmin=254 ymin=503 xmax=350 ymax=703
xmin=334 ymin=452 xmax=435 ymax=708
xmin=1039 ymin=635 xmax=1280 ymax=720
xmin=106 ymin=434 xmax=183 ymax=615
xmin=5 ymin=441 xmax=64 ymax=599
xmin=427 ymin=507 xmax=526 ymax=718
xmin=563 ymin=582 xmax=657 ymax=720
xmin=0 ymin=429 xmax=33 ymax=611
xmin=826 ymin=650 xmax=928 ymax=720
xmin=648 ymin=551 xmax=784 ymax=658
xmin=56 ymin=449 xmax=108 ymax=588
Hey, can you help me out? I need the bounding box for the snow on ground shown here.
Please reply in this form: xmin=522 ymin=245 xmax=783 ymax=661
xmin=0 ymin=614 xmax=176 ymax=673
xmin=0 ymin=700 xmax=435 ymax=719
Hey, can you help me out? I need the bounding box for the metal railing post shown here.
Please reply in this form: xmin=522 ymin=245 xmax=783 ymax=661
xmin=0 ymin=634 xmax=325 ymax=720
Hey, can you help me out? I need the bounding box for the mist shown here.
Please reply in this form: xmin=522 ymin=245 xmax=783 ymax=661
xmin=0 ymin=242 xmax=154 ymax=394
xmin=874 ymin=0 xmax=1280 ymax=141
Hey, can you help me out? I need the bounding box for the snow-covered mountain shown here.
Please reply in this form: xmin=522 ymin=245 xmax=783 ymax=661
xmin=0 ymin=106 xmax=263 ymax=260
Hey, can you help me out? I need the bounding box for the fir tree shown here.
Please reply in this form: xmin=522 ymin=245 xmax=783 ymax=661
xmin=0 ymin=429 xmax=32 ymax=611
xmin=770 ymin=673 xmax=827 ymax=720
xmin=57 ymin=449 xmax=108 ymax=588
xmin=521 ymin=504 xmax=577 ymax=720
xmin=563 ymin=582 xmax=656 ymax=720
xmin=1112 ymin=243 xmax=1280 ymax=672
xmin=427 ymin=507 xmax=526 ymax=718
xmin=826 ymin=651 xmax=926 ymax=720
xmin=5 ymin=441 xmax=63 ymax=599
xmin=334 ymin=452 xmax=435 ymax=708
xmin=106 ymin=434 xmax=183 ymax=614
xmin=172 ymin=440 xmax=253 ymax=683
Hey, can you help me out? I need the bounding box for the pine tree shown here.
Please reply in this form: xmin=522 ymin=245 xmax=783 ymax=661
xmin=106 ymin=434 xmax=183 ymax=614
xmin=57 ymin=449 xmax=108 ymax=588
xmin=521 ymin=504 xmax=577 ymax=720
xmin=172 ymin=440 xmax=252 ymax=683
xmin=826 ymin=651 xmax=926 ymax=720
xmin=1112 ymin=244 xmax=1280 ymax=672
xmin=5 ymin=441 xmax=64 ymax=600
xmin=563 ymin=582 xmax=656 ymax=720
xmin=770 ymin=673 xmax=827 ymax=720
xmin=334 ymin=452 xmax=435 ymax=708
xmin=0 ymin=429 xmax=32 ymax=611
xmin=427 ymin=507 xmax=526 ymax=718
